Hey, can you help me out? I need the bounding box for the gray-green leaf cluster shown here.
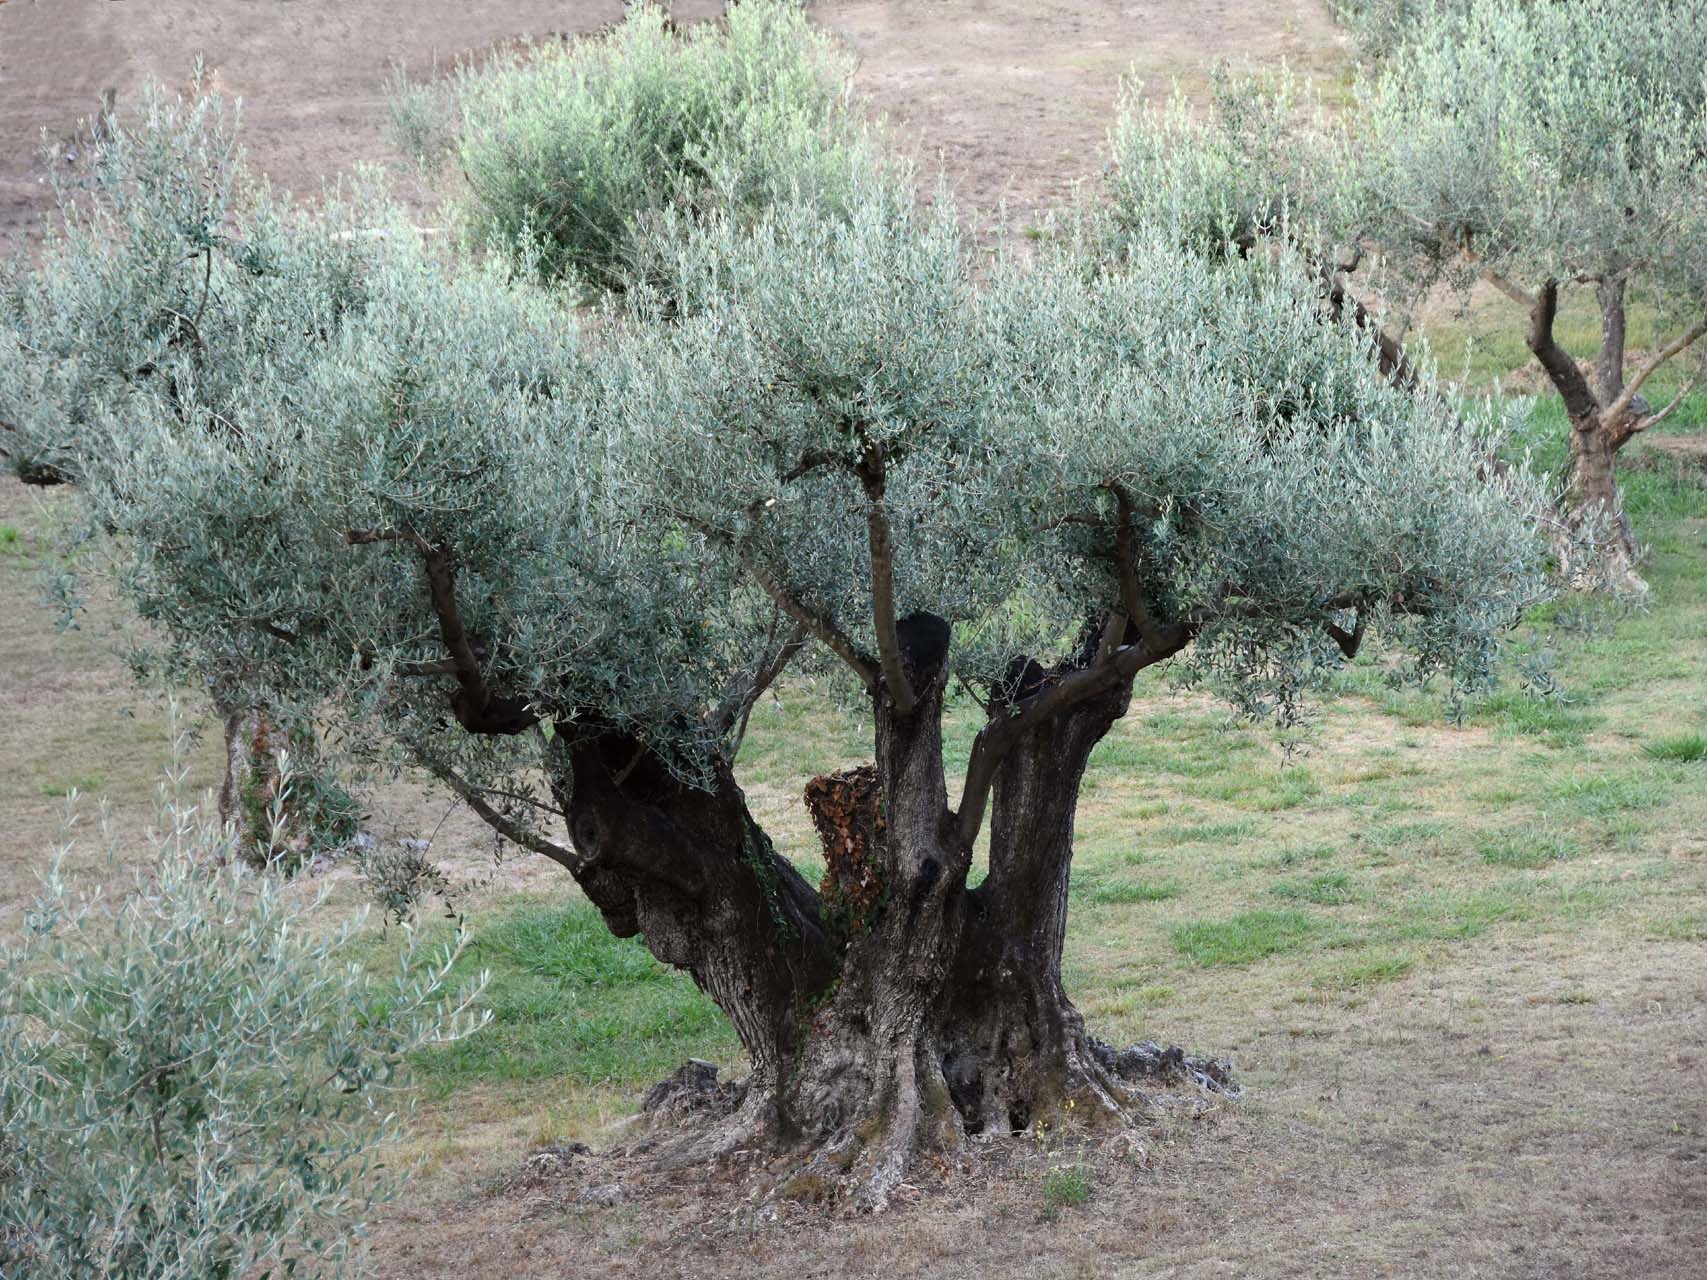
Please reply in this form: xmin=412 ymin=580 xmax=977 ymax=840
xmin=0 ymin=754 xmax=486 ymax=1278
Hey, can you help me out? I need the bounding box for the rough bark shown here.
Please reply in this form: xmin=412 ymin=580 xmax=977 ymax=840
xmin=1525 ymin=281 xmax=1645 ymax=592
xmin=551 ymin=732 xmax=839 ymax=1125
xmin=944 ymin=681 xmax=1135 ymax=1136
xmin=528 ymin=626 xmax=1229 ymax=1208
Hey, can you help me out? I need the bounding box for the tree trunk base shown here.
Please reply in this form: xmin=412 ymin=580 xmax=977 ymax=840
xmin=627 ymin=1026 xmax=1237 ymax=1212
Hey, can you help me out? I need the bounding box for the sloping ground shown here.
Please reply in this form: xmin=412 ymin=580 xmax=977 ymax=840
xmin=0 ymin=0 xmax=726 ymax=252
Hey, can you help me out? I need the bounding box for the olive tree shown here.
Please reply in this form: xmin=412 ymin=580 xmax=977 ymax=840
xmin=1115 ymin=1 xmax=1707 ymax=592
xmin=0 ymin=90 xmax=383 ymax=851
xmin=0 ymin=757 xmax=484 ymax=1276
xmin=8 ymin=83 xmax=1552 ymax=1207
xmin=1348 ymin=0 xmax=1707 ymax=592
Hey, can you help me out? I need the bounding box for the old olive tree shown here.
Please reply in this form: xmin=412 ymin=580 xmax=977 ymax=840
xmin=2 ymin=4 xmax=1548 ymax=1208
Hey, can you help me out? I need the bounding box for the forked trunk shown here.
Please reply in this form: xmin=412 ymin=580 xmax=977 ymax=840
xmin=548 ymin=630 xmax=1228 ymax=1208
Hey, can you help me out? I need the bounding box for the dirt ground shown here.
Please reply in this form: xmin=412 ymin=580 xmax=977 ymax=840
xmin=3 ymin=3 xmax=1703 ymax=1278
xmin=0 ymin=0 xmax=1346 ymax=250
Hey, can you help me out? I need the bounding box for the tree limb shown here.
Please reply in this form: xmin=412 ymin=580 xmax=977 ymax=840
xmin=344 ymin=526 xmax=537 ymax=735
xmin=1523 ymin=281 xmax=1602 ymax=426
xmin=416 ymin=753 xmax=589 ymax=875
xmin=1605 ymin=317 xmax=1707 ymax=435
xmin=1622 ymin=361 xmax=1706 ymax=443
xmin=855 ymin=442 xmax=916 ymax=715
xmin=1107 ymin=481 xmax=1165 ymax=651
xmin=672 ymin=510 xmax=883 ymax=695
xmin=715 ymin=618 xmax=809 ymax=753
xmin=956 ymin=620 xmax=1194 ymax=846
xmin=1324 ymin=610 xmax=1366 ymax=659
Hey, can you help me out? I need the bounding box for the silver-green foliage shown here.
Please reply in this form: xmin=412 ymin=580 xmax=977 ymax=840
xmin=0 ymin=760 xmax=486 ymax=1277
xmin=0 ymin=88 xmax=387 ymax=493
xmin=1106 ymin=72 xmax=1352 ymax=263
xmin=1356 ymin=0 xmax=1707 ymax=304
xmin=8 ymin=82 xmax=1548 ymax=805
xmin=440 ymin=0 xmax=874 ymax=291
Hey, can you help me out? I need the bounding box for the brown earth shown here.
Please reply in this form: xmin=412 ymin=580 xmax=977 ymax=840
xmin=0 ymin=0 xmax=1346 ymax=251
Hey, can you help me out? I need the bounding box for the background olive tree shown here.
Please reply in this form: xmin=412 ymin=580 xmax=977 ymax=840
xmin=1112 ymin=0 xmax=1707 ymax=592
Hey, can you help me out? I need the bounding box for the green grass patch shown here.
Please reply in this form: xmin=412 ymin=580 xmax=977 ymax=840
xmin=1313 ymin=949 xmax=1416 ymax=990
xmin=38 ymin=774 xmax=105 ymax=798
xmin=1476 ymin=826 xmax=1581 ymax=869
xmin=0 ymin=525 xmax=20 ymax=555
xmin=1082 ymin=878 xmax=1181 ymax=906
xmin=409 ymin=898 xmax=737 ymax=1096
xmin=1267 ymin=843 xmax=1337 ymax=869
xmin=1173 ymin=909 xmax=1322 ymax=966
xmin=1642 ymin=732 xmax=1707 ymax=763
xmin=1550 ymin=774 xmax=1662 ymax=816
xmin=1270 ymin=871 xmax=1354 ymax=905
xmin=1155 ymin=819 xmax=1257 ymax=846
xmin=1649 ymin=914 xmax=1707 ymax=942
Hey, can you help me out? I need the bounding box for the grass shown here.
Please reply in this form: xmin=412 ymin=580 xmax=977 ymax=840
xmin=1172 ymin=909 xmax=1323 ymax=967
xmin=1039 ymin=1163 xmax=1093 ymax=1209
xmin=1643 ymin=732 xmax=1707 ymax=763
xmin=399 ymin=899 xmax=738 ymax=1096
xmin=1476 ymin=826 xmax=1581 ymax=869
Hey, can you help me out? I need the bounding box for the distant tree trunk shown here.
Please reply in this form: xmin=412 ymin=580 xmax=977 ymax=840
xmin=1525 ymin=279 xmax=1646 ymax=592
xmin=546 ymin=623 xmax=1225 ymax=1207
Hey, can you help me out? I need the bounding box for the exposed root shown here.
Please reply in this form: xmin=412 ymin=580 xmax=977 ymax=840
xmin=620 ymin=1032 xmax=1239 ymax=1212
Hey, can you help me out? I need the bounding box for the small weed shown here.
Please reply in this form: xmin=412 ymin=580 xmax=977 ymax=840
xmin=1173 ymin=909 xmax=1321 ymax=966
xmin=1040 ymin=1163 xmax=1092 ymax=1208
xmin=1642 ymin=732 xmax=1707 ymax=763
xmin=0 ymin=525 xmax=20 ymax=555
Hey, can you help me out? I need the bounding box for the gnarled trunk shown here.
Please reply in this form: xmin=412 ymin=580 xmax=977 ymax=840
xmin=942 ymin=682 xmax=1134 ymax=1137
xmin=1525 ymin=278 xmax=1646 ymax=593
xmin=543 ymin=635 xmax=1227 ymax=1208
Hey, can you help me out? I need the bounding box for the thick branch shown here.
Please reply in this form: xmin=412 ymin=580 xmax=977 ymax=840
xmin=956 ymin=621 xmax=1193 ymax=846
xmin=1606 ymin=317 xmax=1707 ymax=436
xmin=1107 ymin=482 xmax=1164 ymax=651
xmin=1481 ymin=267 xmax=1539 ymax=312
xmin=1524 ymin=281 xmax=1602 ymax=426
xmin=1321 ymin=268 xmax=1420 ymax=392
xmin=344 ymin=526 xmax=537 ymax=735
xmin=1595 ymin=277 xmax=1628 ymax=404
xmin=856 ymin=443 xmax=916 ymax=716
xmin=1324 ymin=610 xmax=1366 ymax=659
